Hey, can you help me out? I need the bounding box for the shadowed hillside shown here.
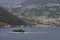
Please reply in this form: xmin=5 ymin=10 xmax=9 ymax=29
xmin=0 ymin=6 xmax=25 ymax=27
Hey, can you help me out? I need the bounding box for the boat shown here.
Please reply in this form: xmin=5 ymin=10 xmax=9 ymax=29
xmin=12 ymin=29 xmax=25 ymax=32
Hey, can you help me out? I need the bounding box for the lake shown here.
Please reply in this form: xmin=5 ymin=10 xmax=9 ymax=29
xmin=0 ymin=27 xmax=60 ymax=40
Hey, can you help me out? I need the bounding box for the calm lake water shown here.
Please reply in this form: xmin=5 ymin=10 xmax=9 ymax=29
xmin=0 ymin=27 xmax=60 ymax=40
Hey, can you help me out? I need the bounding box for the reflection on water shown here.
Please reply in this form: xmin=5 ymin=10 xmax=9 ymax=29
xmin=0 ymin=27 xmax=60 ymax=40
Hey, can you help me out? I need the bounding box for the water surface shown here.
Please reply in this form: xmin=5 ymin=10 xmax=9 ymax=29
xmin=0 ymin=27 xmax=60 ymax=40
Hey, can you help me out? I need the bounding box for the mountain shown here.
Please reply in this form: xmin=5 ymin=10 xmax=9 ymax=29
xmin=2 ymin=0 xmax=60 ymax=27
xmin=0 ymin=6 xmax=26 ymax=27
xmin=21 ymin=0 xmax=60 ymax=6
xmin=0 ymin=0 xmax=25 ymax=6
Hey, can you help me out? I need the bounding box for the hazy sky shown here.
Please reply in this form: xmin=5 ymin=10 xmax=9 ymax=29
xmin=0 ymin=0 xmax=25 ymax=6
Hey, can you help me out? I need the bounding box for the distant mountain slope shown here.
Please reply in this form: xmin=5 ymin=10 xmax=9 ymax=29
xmin=0 ymin=6 xmax=25 ymax=26
xmin=21 ymin=0 xmax=60 ymax=6
xmin=0 ymin=0 xmax=25 ymax=6
xmin=2 ymin=0 xmax=60 ymax=27
xmin=17 ymin=0 xmax=60 ymax=19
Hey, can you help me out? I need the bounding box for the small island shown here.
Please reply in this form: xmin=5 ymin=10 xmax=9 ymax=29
xmin=12 ymin=29 xmax=25 ymax=32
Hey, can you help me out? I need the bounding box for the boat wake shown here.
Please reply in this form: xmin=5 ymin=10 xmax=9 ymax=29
xmin=10 ymin=32 xmax=47 ymax=34
xmin=25 ymin=32 xmax=47 ymax=33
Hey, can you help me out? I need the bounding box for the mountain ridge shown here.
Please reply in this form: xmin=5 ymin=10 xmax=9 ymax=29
xmin=0 ymin=6 xmax=26 ymax=27
xmin=21 ymin=0 xmax=60 ymax=6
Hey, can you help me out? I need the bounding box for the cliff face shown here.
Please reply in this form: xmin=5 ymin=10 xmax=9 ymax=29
xmin=0 ymin=6 xmax=25 ymax=27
